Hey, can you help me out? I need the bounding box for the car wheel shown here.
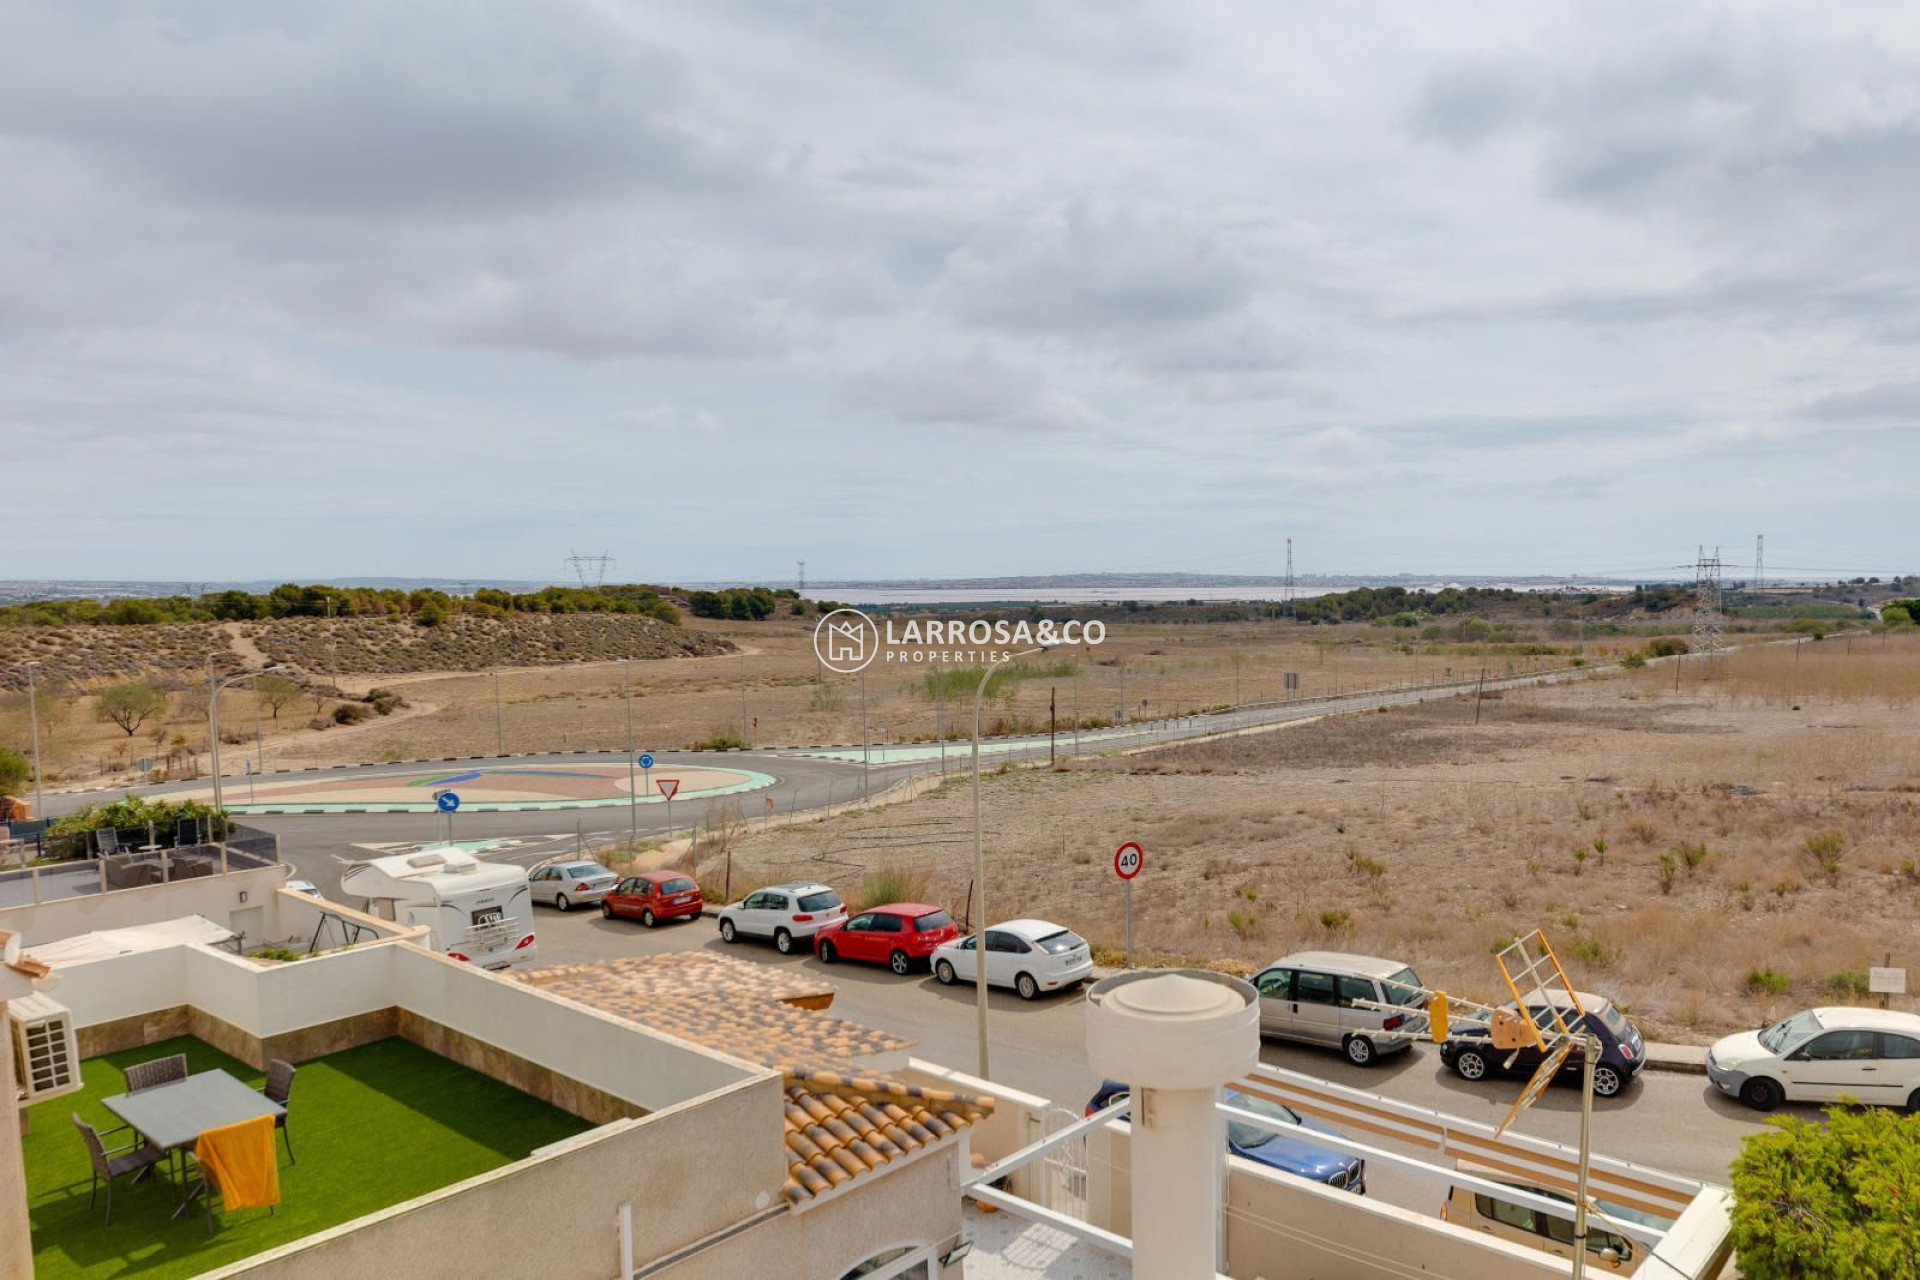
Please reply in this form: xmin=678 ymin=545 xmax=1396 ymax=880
xmin=819 ymin=940 xmax=837 ymax=963
xmin=775 ymin=929 xmax=794 ymax=955
xmin=1592 ymin=1065 xmax=1624 ymax=1098
xmin=1344 ymin=1035 xmax=1377 ymax=1067
xmin=642 ymin=910 xmax=657 ymax=928
xmin=1741 ymin=1077 xmax=1783 ymax=1112
xmin=601 ymin=902 xmax=615 ymax=919
xmin=889 ymin=949 xmax=911 ymax=975
xmin=1908 ymin=1088 xmax=1920 ymax=1115
xmin=935 ymin=960 xmax=956 ymax=985
xmin=1454 ymin=1049 xmax=1490 ymax=1082
xmin=555 ymin=894 xmax=571 ymax=913
xmin=1016 ymin=973 xmax=1040 ymax=1001
xmin=719 ymin=919 xmax=737 ymax=943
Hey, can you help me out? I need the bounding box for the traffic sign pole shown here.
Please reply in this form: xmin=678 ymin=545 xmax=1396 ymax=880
xmin=1114 ymin=842 xmax=1143 ymax=968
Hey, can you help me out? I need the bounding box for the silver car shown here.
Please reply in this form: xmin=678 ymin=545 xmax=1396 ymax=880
xmin=1252 ymin=950 xmax=1429 ymax=1067
xmin=527 ymin=860 xmax=619 ymax=912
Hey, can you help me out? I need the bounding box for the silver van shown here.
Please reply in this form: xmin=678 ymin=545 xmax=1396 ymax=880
xmin=1251 ymin=951 xmax=1429 ymax=1066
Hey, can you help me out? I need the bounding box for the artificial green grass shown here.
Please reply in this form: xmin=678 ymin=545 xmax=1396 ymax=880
xmin=26 ymin=1036 xmax=593 ymax=1280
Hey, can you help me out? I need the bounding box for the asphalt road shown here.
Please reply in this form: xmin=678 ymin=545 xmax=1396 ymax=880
xmin=41 ymin=663 xmax=1593 ymax=903
xmin=532 ymin=908 xmax=1788 ymax=1213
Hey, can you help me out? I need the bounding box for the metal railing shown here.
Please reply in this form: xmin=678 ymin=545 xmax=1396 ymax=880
xmin=0 ymin=822 xmax=280 ymax=908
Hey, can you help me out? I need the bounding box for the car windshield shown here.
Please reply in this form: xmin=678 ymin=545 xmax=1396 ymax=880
xmin=797 ymin=891 xmax=840 ymax=912
xmin=1593 ymin=1003 xmax=1630 ymax=1035
xmin=914 ymin=910 xmax=953 ymax=932
xmin=658 ymin=877 xmax=696 ymax=895
xmin=1225 ymin=1094 xmax=1302 ymax=1149
xmin=1034 ymin=929 xmax=1084 ymax=954
xmin=1383 ymin=967 xmax=1424 ymax=1006
xmin=1759 ymin=1009 xmax=1823 ymax=1053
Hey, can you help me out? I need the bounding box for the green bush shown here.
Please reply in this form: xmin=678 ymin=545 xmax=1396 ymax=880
xmin=1823 ymin=970 xmax=1871 ymax=1000
xmin=49 ymin=794 xmax=226 ymax=838
xmin=1620 ymin=651 xmax=1647 ymax=668
xmin=1744 ymin=967 xmax=1792 ymax=997
xmin=1646 ymin=637 xmax=1690 ymax=658
xmin=689 ymin=732 xmax=748 ymax=751
xmin=1730 ymin=1106 xmax=1920 ymax=1279
xmin=851 ymin=864 xmax=931 ymax=912
xmin=0 ymin=746 xmax=30 ymax=794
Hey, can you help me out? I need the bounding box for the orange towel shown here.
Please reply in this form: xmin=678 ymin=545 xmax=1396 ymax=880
xmin=196 ymin=1115 xmax=280 ymax=1211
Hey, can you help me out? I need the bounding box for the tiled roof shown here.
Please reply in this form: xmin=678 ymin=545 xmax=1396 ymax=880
xmin=518 ymin=952 xmax=914 ymax=1072
xmin=781 ymin=1068 xmax=994 ymax=1205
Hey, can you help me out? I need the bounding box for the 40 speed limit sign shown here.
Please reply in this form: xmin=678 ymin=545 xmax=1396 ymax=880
xmin=1113 ymin=841 xmax=1144 ymax=880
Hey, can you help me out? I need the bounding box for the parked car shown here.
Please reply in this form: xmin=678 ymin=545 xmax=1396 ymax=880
xmin=527 ymin=860 xmax=620 ymax=912
xmin=601 ymin=871 xmax=704 ymax=927
xmin=717 ymin=882 xmax=848 ymax=954
xmin=1251 ymin=951 xmax=1429 ymax=1066
xmin=285 ymin=879 xmax=321 ymax=897
xmin=931 ymin=918 xmax=1093 ymax=1000
xmin=1706 ymin=1007 xmax=1920 ymax=1111
xmin=1084 ymin=1081 xmax=1365 ymax=1193
xmin=1442 ymin=1161 xmax=1664 ymax=1273
xmin=814 ymin=903 xmax=959 ymax=974
xmin=1440 ymin=990 xmax=1644 ymax=1099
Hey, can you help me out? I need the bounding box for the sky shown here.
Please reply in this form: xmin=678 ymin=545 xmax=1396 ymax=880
xmin=4 ymin=2 xmax=1918 ymax=585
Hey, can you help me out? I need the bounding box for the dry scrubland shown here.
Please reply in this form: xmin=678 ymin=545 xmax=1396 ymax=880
xmin=706 ymin=634 xmax=1920 ymax=1042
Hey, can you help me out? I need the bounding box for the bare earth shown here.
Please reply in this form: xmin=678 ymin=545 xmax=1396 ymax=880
xmin=710 ymin=636 xmax=1920 ymax=1043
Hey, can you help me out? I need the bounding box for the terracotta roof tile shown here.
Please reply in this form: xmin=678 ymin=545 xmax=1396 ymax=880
xmin=779 ymin=1068 xmax=993 ymax=1205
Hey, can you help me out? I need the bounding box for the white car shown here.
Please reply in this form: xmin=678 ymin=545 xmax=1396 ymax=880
xmin=1707 ymin=1007 xmax=1920 ymax=1111
xmin=717 ymin=882 xmax=847 ymax=954
xmin=932 ymin=919 xmax=1093 ymax=1000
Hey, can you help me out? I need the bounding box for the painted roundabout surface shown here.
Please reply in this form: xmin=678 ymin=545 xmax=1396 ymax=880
xmin=186 ymin=763 xmax=776 ymax=814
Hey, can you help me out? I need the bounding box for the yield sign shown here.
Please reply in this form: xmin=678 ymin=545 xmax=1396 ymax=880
xmin=654 ymin=778 xmax=680 ymax=800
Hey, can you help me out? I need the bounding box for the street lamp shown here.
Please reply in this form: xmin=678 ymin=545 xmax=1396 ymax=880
xmin=972 ymin=643 xmax=1051 ymax=1079
xmin=22 ymin=662 xmax=45 ymax=820
xmin=209 ymin=662 xmax=287 ymax=820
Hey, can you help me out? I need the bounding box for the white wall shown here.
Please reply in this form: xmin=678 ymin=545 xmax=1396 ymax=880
xmin=50 ymin=940 xmax=757 ymax=1115
xmin=1 ymin=866 xmax=296 ymax=946
xmin=390 ymin=947 xmax=758 ymax=1111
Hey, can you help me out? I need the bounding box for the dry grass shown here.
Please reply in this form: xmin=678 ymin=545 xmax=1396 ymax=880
xmin=714 ymin=660 xmax=1920 ymax=1041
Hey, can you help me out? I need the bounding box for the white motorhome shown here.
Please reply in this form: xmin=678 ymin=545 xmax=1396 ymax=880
xmin=339 ymin=846 xmax=536 ymax=970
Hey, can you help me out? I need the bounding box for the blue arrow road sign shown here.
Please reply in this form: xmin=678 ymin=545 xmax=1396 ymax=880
xmin=638 ymin=753 xmax=654 ymax=770
xmin=435 ymin=791 xmax=461 ymax=813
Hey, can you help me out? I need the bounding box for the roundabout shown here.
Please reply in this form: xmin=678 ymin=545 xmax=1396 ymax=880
xmin=184 ymin=762 xmax=777 ymax=815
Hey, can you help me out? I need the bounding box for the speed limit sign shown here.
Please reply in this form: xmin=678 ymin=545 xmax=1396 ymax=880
xmin=1114 ymin=841 xmax=1144 ymax=880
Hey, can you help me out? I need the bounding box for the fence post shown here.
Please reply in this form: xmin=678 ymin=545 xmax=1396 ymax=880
xmin=98 ymin=860 xmax=108 ymax=894
xmin=30 ymin=865 xmax=40 ymax=905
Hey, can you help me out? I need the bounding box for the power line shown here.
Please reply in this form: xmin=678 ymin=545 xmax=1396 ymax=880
xmin=1690 ymin=546 xmax=1725 ymax=669
xmin=565 ymin=550 xmax=614 ymax=590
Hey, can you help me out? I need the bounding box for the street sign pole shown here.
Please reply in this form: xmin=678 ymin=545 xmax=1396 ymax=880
xmin=1114 ymin=842 xmax=1144 ymax=967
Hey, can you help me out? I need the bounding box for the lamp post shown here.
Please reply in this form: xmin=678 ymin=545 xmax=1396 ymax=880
xmin=22 ymin=662 xmax=44 ymax=820
xmin=972 ymin=643 xmax=1049 ymax=1079
xmin=210 ymin=662 xmax=287 ymax=821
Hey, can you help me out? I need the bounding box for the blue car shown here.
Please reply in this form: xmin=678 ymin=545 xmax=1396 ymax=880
xmin=1085 ymin=1080 xmax=1365 ymax=1193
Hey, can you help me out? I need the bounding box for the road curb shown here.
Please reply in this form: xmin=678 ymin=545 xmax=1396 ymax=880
xmin=1641 ymin=1043 xmax=1708 ymax=1076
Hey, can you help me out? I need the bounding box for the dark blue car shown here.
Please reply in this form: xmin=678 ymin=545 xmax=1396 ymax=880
xmin=1085 ymin=1080 xmax=1365 ymax=1194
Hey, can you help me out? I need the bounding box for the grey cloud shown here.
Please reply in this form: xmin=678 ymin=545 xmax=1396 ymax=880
xmin=840 ymin=349 xmax=1105 ymax=434
xmin=1798 ymin=381 xmax=1920 ymax=422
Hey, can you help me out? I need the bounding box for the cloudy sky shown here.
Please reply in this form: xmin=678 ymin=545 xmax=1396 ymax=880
xmin=6 ymin=2 xmax=1917 ymax=584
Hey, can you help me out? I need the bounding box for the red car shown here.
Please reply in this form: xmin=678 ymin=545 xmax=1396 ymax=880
xmin=602 ymin=872 xmax=704 ymax=927
xmin=814 ymin=902 xmax=959 ymax=974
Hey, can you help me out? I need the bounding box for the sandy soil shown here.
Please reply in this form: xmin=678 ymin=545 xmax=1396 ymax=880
xmin=707 ymin=637 xmax=1920 ymax=1042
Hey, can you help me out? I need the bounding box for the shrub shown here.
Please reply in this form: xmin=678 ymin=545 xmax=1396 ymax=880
xmin=1673 ymin=841 xmax=1709 ymax=875
xmin=1823 ymin=970 xmax=1871 ymax=1001
xmin=852 ymin=864 xmax=932 ymax=912
xmin=1572 ymin=846 xmax=1589 ymax=875
xmin=1729 ymin=1106 xmax=1920 ymax=1279
xmin=1317 ymin=908 xmax=1352 ymax=936
xmin=0 ymin=746 xmax=29 ymax=794
xmin=1744 ymin=967 xmax=1791 ymax=997
xmin=689 ymin=731 xmax=749 ymax=751
xmin=1568 ymin=937 xmax=1620 ymax=968
xmin=1227 ymin=910 xmax=1257 ymax=938
xmin=1802 ymin=831 xmax=1845 ymax=879
xmin=1657 ymin=851 xmax=1678 ymax=894
xmin=332 ymin=702 xmax=370 ymax=725
xmin=1646 ymin=637 xmax=1690 ymax=658
xmin=1621 ymin=651 xmax=1647 ymax=668
xmin=48 ymin=793 xmax=225 ymax=838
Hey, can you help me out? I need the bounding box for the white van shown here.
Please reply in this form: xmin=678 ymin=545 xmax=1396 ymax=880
xmin=1252 ymin=950 xmax=1429 ymax=1066
xmin=339 ymin=846 xmax=536 ymax=971
xmin=1442 ymin=1164 xmax=1667 ymax=1274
